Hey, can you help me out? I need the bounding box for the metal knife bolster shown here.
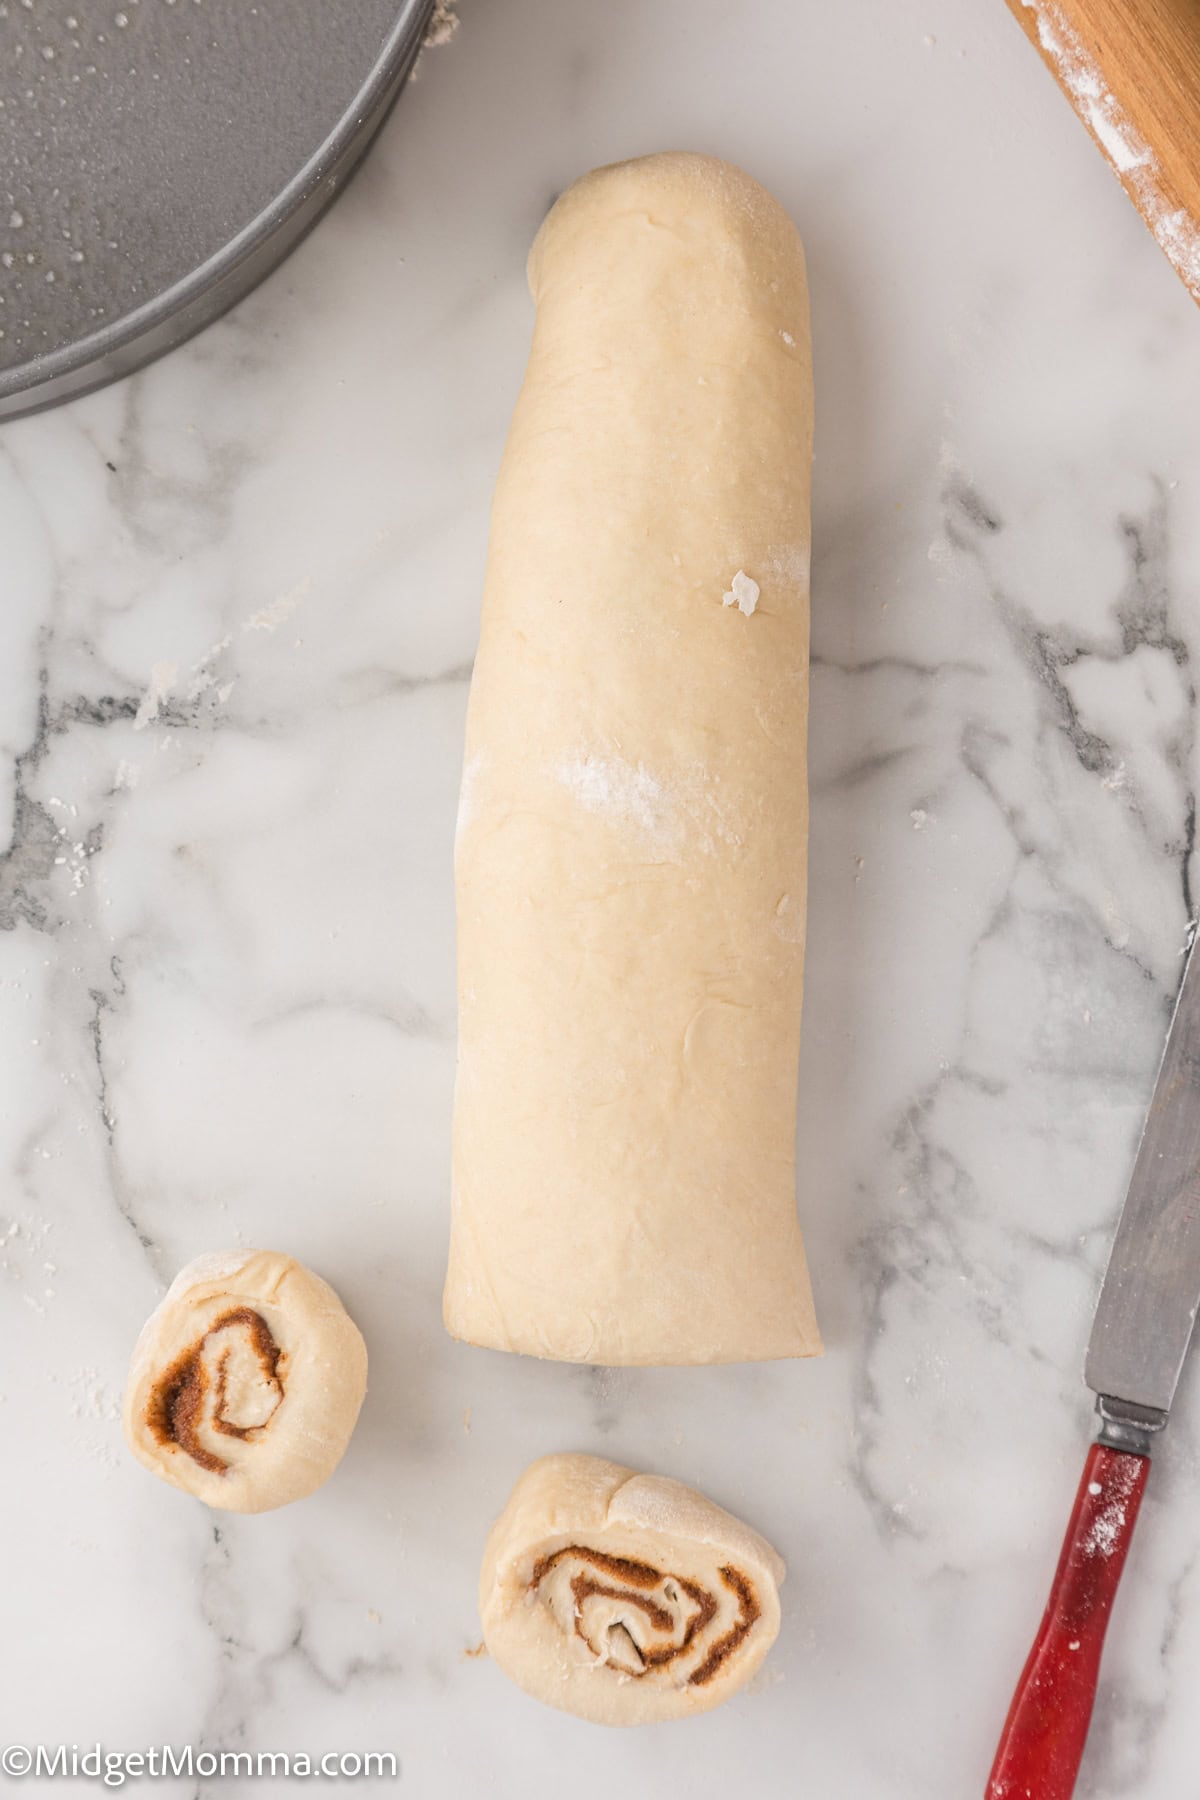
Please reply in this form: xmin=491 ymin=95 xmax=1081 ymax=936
xmin=1085 ymin=929 xmax=1200 ymax=1440
xmin=1093 ymin=1394 xmax=1168 ymax=1458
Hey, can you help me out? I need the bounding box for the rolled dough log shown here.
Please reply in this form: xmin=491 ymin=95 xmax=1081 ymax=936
xmin=446 ymin=151 xmax=820 ymax=1364
xmin=123 ymin=1249 xmax=367 ymax=1512
xmin=480 ymin=1453 xmax=786 ymax=1725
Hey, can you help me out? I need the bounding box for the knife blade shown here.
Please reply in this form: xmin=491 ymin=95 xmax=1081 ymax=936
xmin=987 ymin=926 xmax=1200 ymax=1800
xmin=1086 ymin=925 xmax=1200 ymax=1421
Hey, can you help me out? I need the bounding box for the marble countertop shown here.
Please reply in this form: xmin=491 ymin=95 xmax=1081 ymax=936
xmin=5 ymin=2 xmax=1200 ymax=1795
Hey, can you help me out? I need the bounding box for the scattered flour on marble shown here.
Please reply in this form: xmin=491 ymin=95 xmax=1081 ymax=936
xmin=186 ymin=633 xmax=232 ymax=700
xmin=242 ymin=575 xmax=310 ymax=635
xmin=1021 ymin=0 xmax=1200 ymax=296
xmin=130 ymin=577 xmax=309 ymax=733
xmin=722 ymin=570 xmax=760 ymax=616
xmin=911 ymin=808 xmax=933 ymax=831
xmin=113 ymin=759 xmax=140 ymax=791
xmin=67 ymin=1366 xmax=121 ymax=1423
xmin=133 ymin=660 xmax=178 ymax=731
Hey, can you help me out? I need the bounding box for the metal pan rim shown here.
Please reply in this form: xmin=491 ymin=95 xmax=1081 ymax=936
xmin=0 ymin=0 xmax=435 ymax=422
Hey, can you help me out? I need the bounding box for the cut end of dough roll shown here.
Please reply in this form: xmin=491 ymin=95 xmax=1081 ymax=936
xmin=123 ymin=1250 xmax=368 ymax=1514
xmin=480 ymin=1453 xmax=785 ymax=1726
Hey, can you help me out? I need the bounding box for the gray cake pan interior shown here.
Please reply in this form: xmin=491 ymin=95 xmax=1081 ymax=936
xmin=0 ymin=0 xmax=434 ymax=421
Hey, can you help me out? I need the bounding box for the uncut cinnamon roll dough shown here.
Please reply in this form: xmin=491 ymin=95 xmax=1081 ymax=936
xmin=480 ymin=1454 xmax=785 ymax=1725
xmin=123 ymin=1250 xmax=367 ymax=1513
xmin=446 ymin=152 xmax=819 ymax=1365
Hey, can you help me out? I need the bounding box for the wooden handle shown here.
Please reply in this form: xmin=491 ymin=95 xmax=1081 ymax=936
xmin=1004 ymin=0 xmax=1200 ymax=304
xmin=986 ymin=1443 xmax=1150 ymax=1800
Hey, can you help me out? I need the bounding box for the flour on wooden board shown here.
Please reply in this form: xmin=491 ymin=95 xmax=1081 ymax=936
xmin=1021 ymin=0 xmax=1200 ymax=296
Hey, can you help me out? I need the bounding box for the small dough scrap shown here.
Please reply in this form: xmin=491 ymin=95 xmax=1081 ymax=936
xmin=480 ymin=1453 xmax=785 ymax=1725
xmin=122 ymin=1249 xmax=367 ymax=1513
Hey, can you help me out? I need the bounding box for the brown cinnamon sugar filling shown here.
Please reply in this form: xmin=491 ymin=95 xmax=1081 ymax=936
xmin=147 ymin=1306 xmax=284 ymax=1475
xmin=530 ymin=1546 xmax=759 ymax=1686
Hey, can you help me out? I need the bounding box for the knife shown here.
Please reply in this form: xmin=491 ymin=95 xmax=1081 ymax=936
xmin=987 ymin=926 xmax=1200 ymax=1799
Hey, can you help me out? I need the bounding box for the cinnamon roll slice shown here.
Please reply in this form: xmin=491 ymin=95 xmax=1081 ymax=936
xmin=123 ymin=1250 xmax=367 ymax=1513
xmin=480 ymin=1454 xmax=785 ymax=1724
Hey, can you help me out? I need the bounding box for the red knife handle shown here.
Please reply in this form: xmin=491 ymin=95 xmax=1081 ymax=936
xmin=986 ymin=1442 xmax=1150 ymax=1800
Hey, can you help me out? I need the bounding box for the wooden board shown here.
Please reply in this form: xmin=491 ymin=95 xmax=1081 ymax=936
xmin=1005 ymin=0 xmax=1200 ymax=304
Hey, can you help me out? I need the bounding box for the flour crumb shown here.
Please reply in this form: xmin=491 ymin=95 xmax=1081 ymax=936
xmin=772 ymin=892 xmax=806 ymax=945
xmin=243 ymin=576 xmax=310 ymax=635
xmin=133 ymin=661 xmax=177 ymax=731
xmin=780 ymin=329 xmax=796 ymax=347
xmin=463 ymin=1406 xmax=472 ymax=1435
xmin=911 ymin=808 xmax=931 ymax=830
xmin=410 ymin=0 xmax=458 ymax=78
xmin=722 ymin=570 xmax=760 ymax=616
xmin=424 ymin=0 xmax=458 ymax=47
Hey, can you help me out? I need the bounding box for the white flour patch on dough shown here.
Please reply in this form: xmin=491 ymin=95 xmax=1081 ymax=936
xmin=772 ymin=893 xmax=806 ymax=945
xmin=763 ymin=543 xmax=810 ymax=587
xmin=456 ymin=752 xmax=485 ymax=844
xmin=722 ymin=570 xmax=760 ymax=616
xmin=554 ymin=753 xmax=677 ymax=847
xmin=553 ymin=750 xmax=743 ymax=860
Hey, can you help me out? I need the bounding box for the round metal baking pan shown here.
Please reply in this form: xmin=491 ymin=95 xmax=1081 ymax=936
xmin=0 ymin=0 xmax=434 ymax=422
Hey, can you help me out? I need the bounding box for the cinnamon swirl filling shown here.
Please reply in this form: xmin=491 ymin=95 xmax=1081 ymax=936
xmin=147 ymin=1306 xmax=285 ymax=1475
xmin=530 ymin=1546 xmax=761 ymax=1686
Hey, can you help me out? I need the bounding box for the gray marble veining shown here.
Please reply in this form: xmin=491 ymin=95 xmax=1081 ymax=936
xmin=4 ymin=1 xmax=1200 ymax=1795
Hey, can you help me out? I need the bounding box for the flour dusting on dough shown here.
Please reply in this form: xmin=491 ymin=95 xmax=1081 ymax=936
xmin=772 ymin=893 xmax=805 ymax=945
xmin=722 ymin=570 xmax=760 ymax=616
xmin=553 ymin=753 xmax=675 ymax=845
xmin=457 ymin=752 xmax=484 ymax=844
